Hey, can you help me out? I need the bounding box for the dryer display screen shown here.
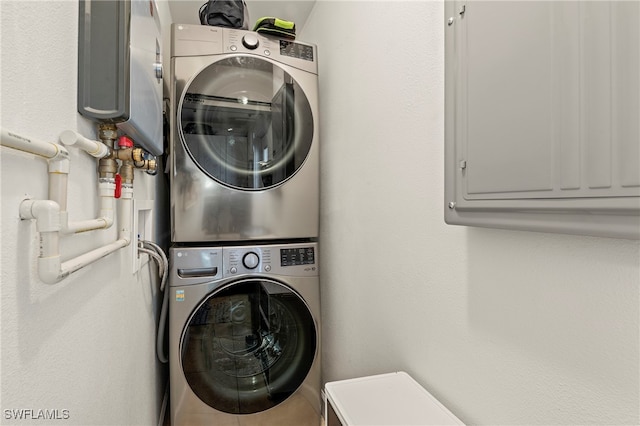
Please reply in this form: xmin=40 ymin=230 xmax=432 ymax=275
xmin=280 ymin=40 xmax=314 ymax=61
xmin=280 ymin=247 xmax=315 ymax=266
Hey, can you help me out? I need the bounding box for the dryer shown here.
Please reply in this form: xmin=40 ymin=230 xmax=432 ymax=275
xmin=170 ymin=24 xmax=320 ymax=243
xmin=169 ymin=242 xmax=321 ymax=425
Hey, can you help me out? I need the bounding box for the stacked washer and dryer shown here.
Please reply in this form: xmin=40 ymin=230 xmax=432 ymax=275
xmin=168 ymin=24 xmax=321 ymax=425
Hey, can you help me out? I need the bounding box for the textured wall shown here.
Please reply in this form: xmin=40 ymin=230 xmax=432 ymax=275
xmin=0 ymin=2 xmax=170 ymax=424
xmin=301 ymin=2 xmax=640 ymax=424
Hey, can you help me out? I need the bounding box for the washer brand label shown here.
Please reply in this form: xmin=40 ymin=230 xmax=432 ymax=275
xmin=176 ymin=290 xmax=185 ymax=302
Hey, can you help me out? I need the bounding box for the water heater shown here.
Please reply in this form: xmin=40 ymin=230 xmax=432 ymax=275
xmin=77 ymin=0 xmax=164 ymax=155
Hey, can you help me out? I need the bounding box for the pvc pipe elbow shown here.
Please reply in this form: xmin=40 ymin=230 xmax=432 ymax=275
xmin=99 ymin=215 xmax=114 ymax=228
xmin=19 ymin=199 xmax=61 ymax=232
xmin=59 ymin=130 xmax=109 ymax=158
xmin=38 ymin=254 xmax=64 ymax=284
xmin=48 ymin=148 xmax=70 ymax=174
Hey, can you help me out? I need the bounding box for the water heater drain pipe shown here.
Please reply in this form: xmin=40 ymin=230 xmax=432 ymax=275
xmin=0 ymin=127 xmax=131 ymax=284
xmin=58 ymin=130 xmax=115 ymax=234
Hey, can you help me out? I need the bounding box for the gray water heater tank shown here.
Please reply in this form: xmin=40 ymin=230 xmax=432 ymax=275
xmin=78 ymin=0 xmax=164 ymax=156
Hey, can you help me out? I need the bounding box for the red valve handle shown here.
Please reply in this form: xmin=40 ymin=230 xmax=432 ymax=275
xmin=118 ymin=135 xmax=134 ymax=149
xmin=115 ymin=174 xmax=122 ymax=199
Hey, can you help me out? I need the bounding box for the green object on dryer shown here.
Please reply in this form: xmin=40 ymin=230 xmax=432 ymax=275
xmin=253 ymin=17 xmax=296 ymax=39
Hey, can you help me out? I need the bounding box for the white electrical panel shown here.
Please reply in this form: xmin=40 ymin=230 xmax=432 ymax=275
xmin=445 ymin=1 xmax=640 ymax=239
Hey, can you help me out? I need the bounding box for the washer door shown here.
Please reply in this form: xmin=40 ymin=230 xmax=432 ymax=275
xmin=181 ymin=279 xmax=317 ymax=414
xmin=179 ymin=56 xmax=314 ymax=190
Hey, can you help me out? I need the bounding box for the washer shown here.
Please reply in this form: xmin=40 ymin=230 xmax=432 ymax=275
xmin=169 ymin=242 xmax=321 ymax=425
xmin=170 ymin=24 xmax=320 ymax=243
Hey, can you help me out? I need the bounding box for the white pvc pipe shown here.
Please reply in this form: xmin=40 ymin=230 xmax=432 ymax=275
xmin=99 ymin=181 xmax=116 ymax=225
xmin=58 ymin=196 xmax=134 ymax=281
xmin=58 ymin=130 xmax=109 ymax=158
xmin=6 ymin=128 xmax=132 ymax=284
xmin=21 ymin=195 xmax=132 ymax=284
xmin=63 ymin=217 xmax=111 ymax=234
xmin=118 ymin=196 xmax=133 ymax=239
xmin=48 ymin=173 xmax=68 ymax=211
xmin=59 ymin=238 xmax=130 ymax=278
xmin=36 ymin=131 xmax=115 ymax=235
xmin=60 ymin=182 xmax=115 ymax=234
xmin=1 ymin=127 xmax=60 ymax=159
xmin=1 ymin=128 xmax=70 ymax=177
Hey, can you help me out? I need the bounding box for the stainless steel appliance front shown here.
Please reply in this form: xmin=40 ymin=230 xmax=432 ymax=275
xmin=170 ymin=25 xmax=320 ymax=243
xmin=169 ymin=242 xmax=321 ymax=426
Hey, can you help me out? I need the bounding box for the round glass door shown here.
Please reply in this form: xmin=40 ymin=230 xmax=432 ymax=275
xmin=179 ymin=56 xmax=314 ymax=190
xmin=181 ymin=279 xmax=317 ymax=414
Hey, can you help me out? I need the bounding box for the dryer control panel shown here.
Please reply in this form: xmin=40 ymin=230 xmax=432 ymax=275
xmin=171 ymin=24 xmax=318 ymax=75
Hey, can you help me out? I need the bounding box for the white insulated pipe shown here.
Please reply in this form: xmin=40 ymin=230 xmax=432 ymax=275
xmin=59 ymin=130 xmax=109 ymax=158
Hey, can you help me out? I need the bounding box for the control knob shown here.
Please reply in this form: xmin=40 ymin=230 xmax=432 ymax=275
xmin=242 ymin=34 xmax=259 ymax=50
xmin=243 ymin=252 xmax=259 ymax=269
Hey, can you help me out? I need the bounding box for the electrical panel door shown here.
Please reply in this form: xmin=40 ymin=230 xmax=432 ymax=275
xmin=445 ymin=1 xmax=640 ymax=239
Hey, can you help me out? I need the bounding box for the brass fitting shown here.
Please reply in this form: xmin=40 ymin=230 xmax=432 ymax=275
xmin=97 ymin=124 xmax=118 ymax=179
xmin=110 ymin=147 xmax=144 ymax=162
xmin=99 ymin=158 xmax=118 ymax=178
xmin=98 ymin=123 xmax=118 ymax=149
xmin=134 ymin=159 xmax=158 ymax=172
xmin=132 ymin=147 xmax=144 ymax=163
xmin=119 ymin=161 xmax=134 ymax=184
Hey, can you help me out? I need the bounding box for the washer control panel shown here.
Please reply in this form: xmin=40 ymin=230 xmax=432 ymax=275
xmin=170 ymin=243 xmax=318 ymax=285
xmin=223 ymin=242 xmax=318 ymax=278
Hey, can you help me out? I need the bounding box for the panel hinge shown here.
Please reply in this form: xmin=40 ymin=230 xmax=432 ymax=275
xmin=450 ymin=5 xmax=466 ymax=26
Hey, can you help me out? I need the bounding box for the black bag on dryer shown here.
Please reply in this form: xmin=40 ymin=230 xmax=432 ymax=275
xmin=199 ymin=0 xmax=249 ymax=30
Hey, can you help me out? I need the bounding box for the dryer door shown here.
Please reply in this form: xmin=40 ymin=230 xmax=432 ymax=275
xmin=180 ymin=279 xmax=317 ymax=414
xmin=179 ymin=56 xmax=314 ymax=190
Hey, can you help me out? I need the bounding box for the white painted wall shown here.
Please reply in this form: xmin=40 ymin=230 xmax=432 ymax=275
xmin=1 ymin=1 xmax=638 ymax=425
xmin=301 ymin=2 xmax=640 ymax=424
xmin=0 ymin=2 xmax=171 ymax=424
